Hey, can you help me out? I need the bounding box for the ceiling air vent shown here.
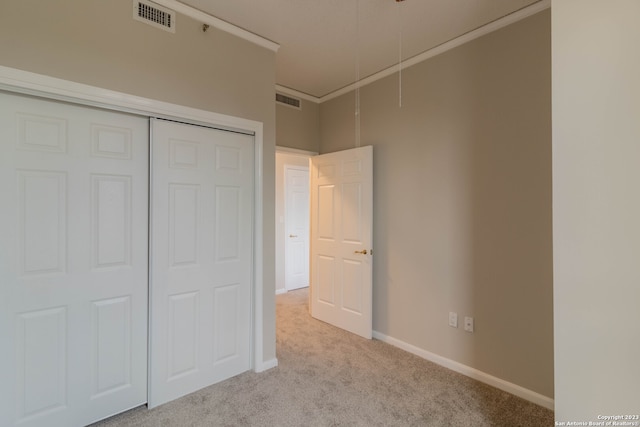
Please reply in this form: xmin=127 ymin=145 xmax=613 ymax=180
xmin=276 ymin=93 xmax=302 ymax=110
xmin=133 ymin=0 xmax=176 ymax=33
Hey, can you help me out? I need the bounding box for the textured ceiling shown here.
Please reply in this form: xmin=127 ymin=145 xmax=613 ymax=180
xmin=179 ymin=0 xmax=543 ymax=98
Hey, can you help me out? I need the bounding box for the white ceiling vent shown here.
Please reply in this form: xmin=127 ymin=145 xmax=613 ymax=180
xmin=276 ymin=93 xmax=302 ymax=110
xmin=133 ymin=0 xmax=175 ymax=33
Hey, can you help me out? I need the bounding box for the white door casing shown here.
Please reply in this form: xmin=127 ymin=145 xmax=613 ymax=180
xmin=0 ymin=93 xmax=149 ymax=427
xmin=149 ymin=119 xmax=254 ymax=408
xmin=285 ymin=166 xmax=310 ymax=291
xmin=309 ymin=146 xmax=373 ymax=339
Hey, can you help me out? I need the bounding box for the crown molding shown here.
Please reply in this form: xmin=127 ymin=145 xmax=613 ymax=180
xmin=319 ymin=0 xmax=550 ymax=103
xmin=153 ymin=0 xmax=550 ymax=103
xmin=152 ymin=0 xmax=280 ymax=52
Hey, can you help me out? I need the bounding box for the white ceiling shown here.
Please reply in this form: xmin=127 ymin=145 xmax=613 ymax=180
xmin=178 ymin=0 xmax=544 ymax=99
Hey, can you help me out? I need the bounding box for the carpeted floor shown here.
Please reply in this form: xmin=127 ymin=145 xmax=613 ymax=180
xmin=93 ymin=288 xmax=554 ymax=426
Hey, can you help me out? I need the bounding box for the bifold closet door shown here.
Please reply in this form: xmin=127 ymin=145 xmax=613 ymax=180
xmin=149 ymin=119 xmax=253 ymax=408
xmin=0 ymin=93 xmax=149 ymax=427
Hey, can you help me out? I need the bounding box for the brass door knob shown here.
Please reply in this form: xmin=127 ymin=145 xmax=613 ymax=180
xmin=354 ymin=249 xmax=368 ymax=255
xmin=289 ymin=234 xmax=298 ymax=238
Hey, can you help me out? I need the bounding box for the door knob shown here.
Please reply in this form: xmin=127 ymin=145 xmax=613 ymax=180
xmin=289 ymin=234 xmax=298 ymax=238
xmin=354 ymin=249 xmax=367 ymax=255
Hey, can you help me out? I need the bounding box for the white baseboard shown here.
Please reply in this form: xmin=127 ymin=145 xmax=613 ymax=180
xmin=275 ymin=289 xmax=288 ymax=295
xmin=254 ymin=357 xmax=278 ymax=373
xmin=372 ymin=331 xmax=554 ymax=411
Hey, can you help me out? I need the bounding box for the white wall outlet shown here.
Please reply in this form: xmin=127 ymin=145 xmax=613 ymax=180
xmin=464 ymin=316 xmax=474 ymax=332
xmin=449 ymin=312 xmax=458 ymax=328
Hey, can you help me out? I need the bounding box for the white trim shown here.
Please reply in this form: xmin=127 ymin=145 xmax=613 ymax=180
xmin=255 ymin=357 xmax=279 ymax=373
xmin=0 ymin=65 xmax=274 ymax=378
xmin=275 ymin=289 xmax=288 ymax=295
xmin=276 ymin=146 xmax=318 ymax=156
xmin=319 ymin=0 xmax=551 ymax=103
xmin=148 ymin=118 xmax=157 ymax=407
xmin=151 ymin=0 xmax=279 ymax=52
xmin=372 ymin=331 xmax=555 ymax=411
xmin=252 ymin=122 xmax=264 ymax=372
xmin=275 ymin=85 xmax=320 ymax=104
xmin=0 ymin=66 xmax=258 ymax=134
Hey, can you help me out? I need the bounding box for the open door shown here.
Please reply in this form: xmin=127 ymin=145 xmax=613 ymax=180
xmin=309 ymin=146 xmax=373 ymax=339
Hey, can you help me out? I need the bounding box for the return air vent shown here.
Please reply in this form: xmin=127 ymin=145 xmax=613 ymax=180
xmin=133 ymin=0 xmax=176 ymax=33
xmin=276 ymin=93 xmax=302 ymax=110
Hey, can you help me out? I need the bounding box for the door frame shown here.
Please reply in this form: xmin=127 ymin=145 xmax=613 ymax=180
xmin=283 ymin=164 xmax=310 ymax=291
xmin=275 ymin=147 xmax=316 ymax=295
xmin=0 ymin=65 xmax=273 ymax=374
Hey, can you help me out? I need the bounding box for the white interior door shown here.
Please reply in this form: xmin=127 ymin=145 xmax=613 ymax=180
xmin=310 ymin=146 xmax=373 ymax=339
xmin=0 ymin=93 xmax=149 ymax=427
xmin=149 ymin=119 xmax=253 ymax=408
xmin=285 ymin=166 xmax=310 ymax=291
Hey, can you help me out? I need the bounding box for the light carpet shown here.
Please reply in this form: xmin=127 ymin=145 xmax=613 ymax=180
xmin=93 ymin=288 xmax=553 ymax=426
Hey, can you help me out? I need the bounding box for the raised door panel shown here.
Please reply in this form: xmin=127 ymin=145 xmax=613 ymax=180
xmin=91 ymin=296 xmax=132 ymax=397
xmin=317 ymin=255 xmax=336 ymax=305
xmin=342 ymin=259 xmax=364 ymax=315
xmin=17 ymin=170 xmax=67 ymax=276
xmin=91 ymin=175 xmax=132 ymax=269
xmin=169 ymin=184 xmax=200 ymax=268
xmin=215 ymin=186 xmax=241 ymax=262
xmin=290 ymin=240 xmax=305 ymax=275
xmin=317 ymin=185 xmax=336 ymax=241
xmin=216 ymin=145 xmax=241 ymax=172
xmin=17 ymin=114 xmax=67 ymax=153
xmin=15 ymin=307 xmax=67 ymax=423
xmin=341 ymin=182 xmax=363 ymax=244
xmin=213 ymin=285 xmax=240 ymax=363
xmin=91 ymin=125 xmax=132 ymax=160
xmin=167 ymin=292 xmax=199 ymax=380
xmin=169 ymin=139 xmax=199 ymax=169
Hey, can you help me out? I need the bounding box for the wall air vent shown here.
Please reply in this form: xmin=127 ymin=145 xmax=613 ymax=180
xmin=133 ymin=0 xmax=176 ymax=33
xmin=276 ymin=93 xmax=302 ymax=110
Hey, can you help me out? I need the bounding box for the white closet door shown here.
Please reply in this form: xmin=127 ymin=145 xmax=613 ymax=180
xmin=149 ymin=119 xmax=253 ymax=408
xmin=0 ymin=93 xmax=149 ymax=427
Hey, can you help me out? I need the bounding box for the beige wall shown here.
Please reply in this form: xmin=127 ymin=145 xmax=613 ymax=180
xmin=320 ymin=11 xmax=553 ymax=397
xmin=0 ymin=0 xmax=277 ymax=363
xmin=276 ymin=100 xmax=320 ymax=152
xmin=274 ymin=95 xmax=319 ymax=291
xmin=553 ymin=0 xmax=640 ymax=421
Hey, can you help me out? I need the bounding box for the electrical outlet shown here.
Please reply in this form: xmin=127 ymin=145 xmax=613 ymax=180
xmin=449 ymin=312 xmax=458 ymax=328
xmin=464 ymin=316 xmax=474 ymax=333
